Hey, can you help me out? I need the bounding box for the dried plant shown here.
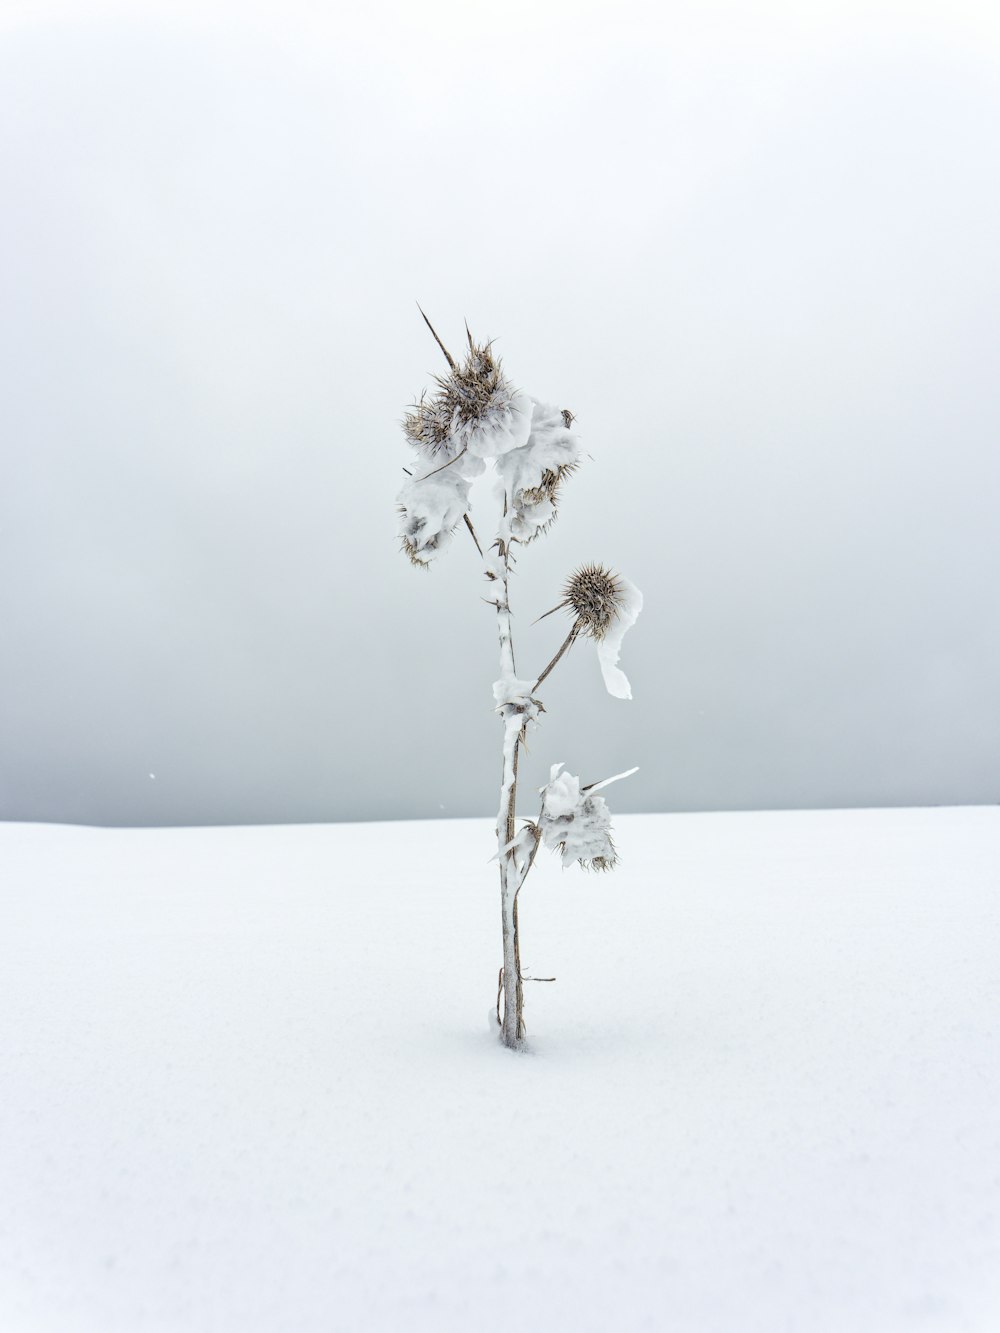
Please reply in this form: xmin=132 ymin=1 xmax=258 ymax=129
xmin=396 ymin=313 xmax=643 ymax=1049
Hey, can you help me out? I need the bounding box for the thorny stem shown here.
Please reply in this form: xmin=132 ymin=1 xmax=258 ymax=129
xmin=513 ymin=895 xmax=523 ymax=1003
xmin=489 ymin=475 xmax=575 ymax=1045
xmin=495 ymin=536 xmax=517 ymax=677
xmin=494 ymin=534 xmax=525 ymax=1048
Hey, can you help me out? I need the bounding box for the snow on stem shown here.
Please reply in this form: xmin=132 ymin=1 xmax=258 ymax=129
xmin=493 ymin=535 xmax=526 ymax=1048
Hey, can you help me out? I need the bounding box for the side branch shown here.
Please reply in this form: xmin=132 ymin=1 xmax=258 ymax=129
xmin=534 ymin=622 xmax=581 ymax=691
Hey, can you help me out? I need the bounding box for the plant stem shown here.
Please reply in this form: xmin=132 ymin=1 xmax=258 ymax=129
xmin=533 ymin=621 xmax=581 ymax=691
xmin=494 ymin=537 xmax=525 ymax=1048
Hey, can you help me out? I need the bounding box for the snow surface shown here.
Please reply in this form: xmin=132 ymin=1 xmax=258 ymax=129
xmin=2 ymin=808 xmax=999 ymax=1333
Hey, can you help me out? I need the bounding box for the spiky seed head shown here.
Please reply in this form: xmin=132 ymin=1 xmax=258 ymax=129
xmin=396 ymin=504 xmax=433 ymax=568
xmin=564 ymin=563 xmax=625 ymax=641
xmin=586 ymin=845 xmax=618 ymax=873
xmin=514 ymin=461 xmax=579 ymax=543
xmin=445 ymin=338 xmax=506 ymax=423
xmin=400 ymin=536 xmax=433 ymax=568
xmin=402 ymin=332 xmax=516 ymax=457
xmin=553 ymin=821 xmax=619 ymax=873
xmin=521 ymin=462 xmax=578 ymax=509
xmin=539 ymin=771 xmax=621 ymax=872
xmin=402 ymin=390 xmax=453 ymax=453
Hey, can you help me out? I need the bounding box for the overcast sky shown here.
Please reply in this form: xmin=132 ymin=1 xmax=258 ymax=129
xmin=2 ymin=0 xmax=998 ymax=826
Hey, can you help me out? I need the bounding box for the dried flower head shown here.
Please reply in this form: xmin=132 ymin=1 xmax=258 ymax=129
xmin=399 ymin=522 xmax=435 ymax=568
xmin=495 ymin=399 xmax=582 ymax=544
xmin=587 ymin=853 xmax=617 ymax=872
xmin=539 ymin=764 xmax=621 ymax=871
xmin=402 ymin=321 xmax=525 ymax=461
xmin=442 ymin=337 xmax=509 ymax=424
xmin=512 ymin=461 xmax=579 ymax=543
xmin=564 ymin=563 xmax=626 ymax=641
xmin=402 ymin=389 xmax=458 ymax=456
xmin=396 ymin=468 xmax=471 ymax=568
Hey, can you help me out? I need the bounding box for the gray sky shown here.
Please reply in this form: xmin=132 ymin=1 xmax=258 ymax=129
xmin=2 ymin=0 xmax=999 ymax=826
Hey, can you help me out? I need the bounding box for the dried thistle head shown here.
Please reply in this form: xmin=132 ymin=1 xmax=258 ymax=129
xmin=397 ymin=503 xmax=434 ymax=567
xmin=563 ymin=563 xmax=626 ymax=641
xmin=402 ymin=390 xmax=455 ymax=455
xmin=520 ymin=463 xmax=584 ymax=525
xmin=441 ymin=334 xmax=510 ymax=427
xmin=402 ymin=322 xmax=518 ymax=458
xmin=587 ymin=852 xmax=618 ymax=872
xmin=396 ymin=468 xmax=470 ymax=568
xmin=577 ymin=825 xmax=619 ymax=871
xmin=539 ymin=765 xmax=621 ymax=871
xmin=494 ymin=400 xmax=582 ymax=544
xmin=515 ymin=461 xmax=579 ymax=542
xmin=400 ymin=535 xmax=433 ymax=568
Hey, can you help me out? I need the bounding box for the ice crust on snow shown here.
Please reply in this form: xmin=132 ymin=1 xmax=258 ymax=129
xmin=597 ymin=576 xmax=643 ymax=699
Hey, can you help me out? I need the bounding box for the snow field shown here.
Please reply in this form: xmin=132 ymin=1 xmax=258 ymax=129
xmin=1 ymin=808 xmax=998 ymax=1331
